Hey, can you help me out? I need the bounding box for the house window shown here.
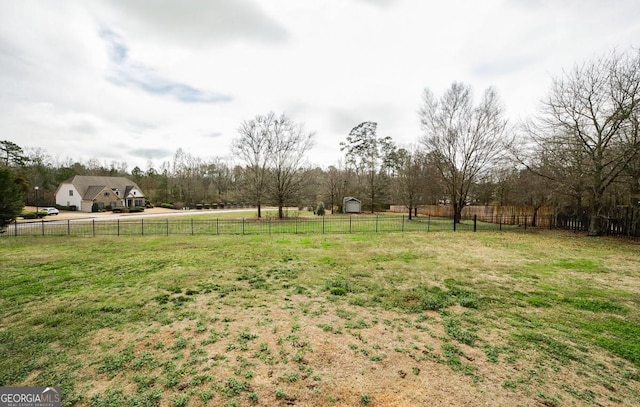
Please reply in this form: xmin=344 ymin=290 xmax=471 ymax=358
xmin=69 ymin=190 xmax=73 ymax=196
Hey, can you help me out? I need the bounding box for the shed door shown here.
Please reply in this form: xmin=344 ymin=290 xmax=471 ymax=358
xmin=345 ymin=201 xmax=359 ymax=213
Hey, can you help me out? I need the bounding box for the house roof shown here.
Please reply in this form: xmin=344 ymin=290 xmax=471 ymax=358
xmin=57 ymin=176 xmax=145 ymax=200
xmin=84 ymin=185 xmax=108 ymax=200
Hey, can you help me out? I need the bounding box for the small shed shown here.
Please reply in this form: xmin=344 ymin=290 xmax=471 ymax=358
xmin=343 ymin=197 xmax=361 ymax=214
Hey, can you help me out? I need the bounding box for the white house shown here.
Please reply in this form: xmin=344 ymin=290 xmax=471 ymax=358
xmin=55 ymin=176 xmax=146 ymax=212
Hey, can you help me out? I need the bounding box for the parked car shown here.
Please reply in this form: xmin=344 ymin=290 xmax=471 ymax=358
xmin=42 ymin=207 xmax=59 ymax=215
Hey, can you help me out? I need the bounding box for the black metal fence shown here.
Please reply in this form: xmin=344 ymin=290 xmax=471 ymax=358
xmin=554 ymin=213 xmax=640 ymax=240
xmin=4 ymin=213 xmax=638 ymax=240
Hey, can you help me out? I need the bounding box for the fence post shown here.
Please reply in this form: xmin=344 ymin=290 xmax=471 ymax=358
xmin=499 ymin=215 xmax=502 ymax=231
xmin=166 ymin=219 xmax=169 ymax=236
xmin=349 ymin=216 xmax=352 ymax=233
xmin=269 ymin=217 xmax=271 ymax=235
xmin=322 ymin=216 xmax=325 ymax=234
xmin=216 ymin=218 xmax=219 ymax=235
xmin=473 ymin=215 xmax=477 ymax=232
xmin=141 ymin=219 xmax=144 ymax=236
xmin=402 ymin=215 xmax=405 ymax=232
xmin=427 ymin=215 xmax=430 ymax=232
xmin=117 ymin=219 xmax=120 ymax=236
xmin=295 ymin=217 xmax=298 ymax=234
xmin=191 ymin=218 xmax=194 ymax=235
xmin=453 ymin=217 xmax=456 ymax=232
xmin=242 ymin=218 xmax=245 ymax=235
xmin=68 ymin=219 xmax=71 ymax=236
xmin=14 ymin=221 xmax=18 ymax=236
xmin=524 ymin=215 xmax=527 ymax=230
xmin=92 ymin=219 xmax=95 ymax=237
xmin=41 ymin=220 xmax=45 ymax=236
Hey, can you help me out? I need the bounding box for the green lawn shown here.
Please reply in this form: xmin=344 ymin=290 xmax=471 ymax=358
xmin=1 ymin=230 xmax=639 ymax=406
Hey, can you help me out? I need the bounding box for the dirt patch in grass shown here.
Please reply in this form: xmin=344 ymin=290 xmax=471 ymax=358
xmin=76 ymin=294 xmax=586 ymax=406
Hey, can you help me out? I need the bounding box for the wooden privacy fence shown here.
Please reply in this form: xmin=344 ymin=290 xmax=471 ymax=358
xmin=390 ymin=205 xmax=555 ymax=227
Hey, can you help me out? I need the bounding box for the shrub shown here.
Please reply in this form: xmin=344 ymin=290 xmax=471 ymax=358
xmin=316 ymin=202 xmax=325 ymax=216
xmin=128 ymin=207 xmax=145 ymax=213
xmin=160 ymin=203 xmax=173 ymax=209
xmin=91 ymin=202 xmax=99 ymax=213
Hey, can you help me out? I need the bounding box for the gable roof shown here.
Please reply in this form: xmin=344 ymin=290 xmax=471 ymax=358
xmin=58 ymin=176 xmax=145 ymax=200
xmin=84 ymin=185 xmax=109 ymax=200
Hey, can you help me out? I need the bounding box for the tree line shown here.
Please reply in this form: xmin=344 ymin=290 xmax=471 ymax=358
xmin=2 ymin=48 xmax=639 ymax=235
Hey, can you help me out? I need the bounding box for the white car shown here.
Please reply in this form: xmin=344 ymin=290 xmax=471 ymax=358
xmin=42 ymin=207 xmax=59 ymax=215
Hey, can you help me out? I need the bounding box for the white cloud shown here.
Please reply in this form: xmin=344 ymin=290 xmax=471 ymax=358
xmin=0 ymin=0 xmax=639 ymax=171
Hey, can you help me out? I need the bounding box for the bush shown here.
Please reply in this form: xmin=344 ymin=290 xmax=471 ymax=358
xmin=91 ymin=202 xmax=99 ymax=213
xmin=160 ymin=203 xmax=173 ymax=209
xmin=128 ymin=207 xmax=144 ymax=213
xmin=316 ymin=202 xmax=325 ymax=216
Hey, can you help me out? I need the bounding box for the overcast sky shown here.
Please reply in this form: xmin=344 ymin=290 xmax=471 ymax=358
xmin=1 ymin=0 xmax=639 ymax=171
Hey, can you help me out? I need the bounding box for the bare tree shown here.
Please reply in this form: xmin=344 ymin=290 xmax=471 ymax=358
xmin=233 ymin=112 xmax=315 ymax=218
xmin=205 ymin=157 xmax=234 ymax=203
xmin=392 ymin=147 xmax=430 ymax=219
xmin=525 ymin=49 xmax=640 ymax=235
xmin=267 ymin=114 xmax=315 ymax=218
xmin=325 ymin=163 xmax=349 ymax=214
xmin=419 ymin=82 xmax=508 ymax=223
xmin=233 ymin=114 xmax=274 ymax=218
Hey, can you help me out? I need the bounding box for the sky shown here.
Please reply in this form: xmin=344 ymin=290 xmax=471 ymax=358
xmin=1 ymin=0 xmax=639 ymax=172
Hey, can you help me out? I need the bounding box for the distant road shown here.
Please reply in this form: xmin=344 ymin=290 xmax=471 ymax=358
xmin=82 ymin=207 xmax=263 ymax=221
xmin=8 ymin=207 xmax=271 ymax=233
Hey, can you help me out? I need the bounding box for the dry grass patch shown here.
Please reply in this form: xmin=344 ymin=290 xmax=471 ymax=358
xmin=1 ymin=231 xmax=639 ymax=406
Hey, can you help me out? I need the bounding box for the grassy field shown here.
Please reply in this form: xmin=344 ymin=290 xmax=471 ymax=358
xmin=1 ymin=230 xmax=639 ymax=406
